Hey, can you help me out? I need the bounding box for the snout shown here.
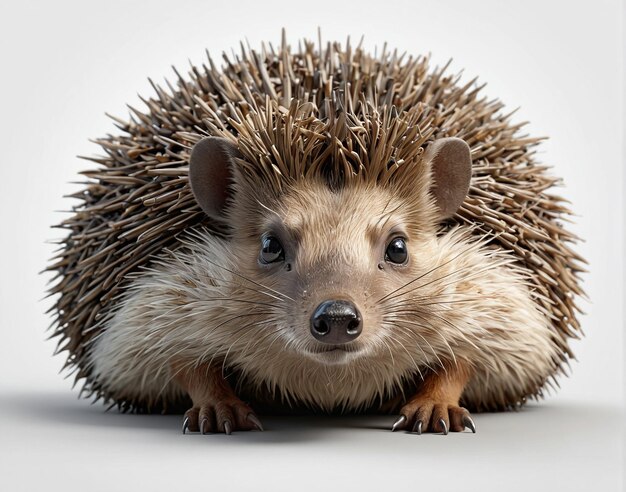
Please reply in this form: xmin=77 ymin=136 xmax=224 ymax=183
xmin=310 ymin=300 xmax=362 ymax=344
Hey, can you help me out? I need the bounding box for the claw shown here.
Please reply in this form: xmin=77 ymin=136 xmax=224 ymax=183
xmin=223 ymin=419 xmax=232 ymax=435
xmin=439 ymin=418 xmax=448 ymax=435
xmin=391 ymin=414 xmax=407 ymax=432
xmin=246 ymin=413 xmax=264 ymax=431
xmin=463 ymin=415 xmax=476 ymax=433
xmin=200 ymin=418 xmax=208 ymax=435
xmin=412 ymin=420 xmax=423 ymax=435
xmin=182 ymin=416 xmax=190 ymax=435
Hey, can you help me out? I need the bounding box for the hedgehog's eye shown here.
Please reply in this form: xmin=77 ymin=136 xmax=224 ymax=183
xmin=385 ymin=237 xmax=408 ymax=265
xmin=260 ymin=236 xmax=285 ymax=264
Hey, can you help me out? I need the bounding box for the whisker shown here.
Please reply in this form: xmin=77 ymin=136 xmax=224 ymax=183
xmin=415 ymin=259 xmax=512 ymax=294
xmin=196 ymin=255 xmax=295 ymax=302
xmin=382 ymin=325 xmax=425 ymax=380
xmin=197 ymin=271 xmax=287 ymax=303
xmin=187 ymin=313 xmax=278 ymax=370
xmin=198 ymin=296 xmax=281 ymax=310
xmin=412 ymin=310 xmax=478 ymax=347
xmin=384 ymin=257 xmax=512 ymax=304
xmin=382 ymin=295 xmax=486 ymax=313
xmin=378 ymin=241 xmax=484 ymax=302
xmin=238 ymin=326 xmax=284 ymax=362
xmin=391 ymin=319 xmax=447 ymax=372
xmin=382 ymin=262 xmax=480 ymax=303
xmin=380 ymin=337 xmax=396 ymax=367
xmin=262 ymin=325 xmax=290 ymax=361
xmin=200 ymin=311 xmax=275 ymax=340
xmin=395 ymin=309 xmax=481 ymax=352
xmin=389 ymin=321 xmax=440 ymax=373
xmin=221 ymin=318 xmax=280 ymax=376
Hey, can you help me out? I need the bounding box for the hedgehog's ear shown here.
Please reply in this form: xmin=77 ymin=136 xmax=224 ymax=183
xmin=189 ymin=136 xmax=241 ymax=218
xmin=424 ymin=137 xmax=472 ymax=220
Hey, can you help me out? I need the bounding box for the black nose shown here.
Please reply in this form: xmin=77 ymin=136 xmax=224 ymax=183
xmin=310 ymin=300 xmax=362 ymax=344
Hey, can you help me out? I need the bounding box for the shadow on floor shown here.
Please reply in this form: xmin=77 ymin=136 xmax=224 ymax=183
xmin=3 ymin=389 xmax=618 ymax=445
xmin=0 ymin=389 xmax=396 ymax=443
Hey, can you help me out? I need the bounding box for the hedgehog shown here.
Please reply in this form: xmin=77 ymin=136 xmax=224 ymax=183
xmin=47 ymin=33 xmax=585 ymax=435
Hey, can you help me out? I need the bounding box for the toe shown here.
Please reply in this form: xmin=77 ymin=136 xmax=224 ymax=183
xmin=183 ymin=408 xmax=200 ymax=433
xmin=198 ymin=406 xmax=216 ymax=434
xmin=245 ymin=412 xmax=264 ymax=431
xmin=449 ymin=406 xmax=472 ymax=432
xmin=396 ymin=400 xmax=435 ymax=433
xmin=223 ymin=419 xmax=232 ymax=435
xmin=394 ymin=400 xmax=475 ymax=435
xmin=231 ymin=401 xmax=259 ymax=431
xmin=463 ymin=414 xmax=476 ymax=433
xmin=412 ymin=419 xmax=423 ymax=434
xmin=431 ymin=404 xmax=449 ymax=434
xmin=184 ymin=399 xmax=261 ymax=434
xmin=391 ymin=414 xmax=407 ymax=432
xmin=413 ymin=402 xmax=435 ymax=432
xmin=215 ymin=402 xmax=236 ymax=434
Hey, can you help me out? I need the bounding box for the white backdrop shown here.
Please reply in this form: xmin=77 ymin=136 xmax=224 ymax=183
xmin=0 ymin=1 xmax=623 ymax=491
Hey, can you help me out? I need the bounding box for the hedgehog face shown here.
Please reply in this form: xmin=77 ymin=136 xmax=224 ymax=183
xmin=189 ymin=136 xmax=472 ymax=369
xmin=232 ymin=180 xmax=428 ymax=366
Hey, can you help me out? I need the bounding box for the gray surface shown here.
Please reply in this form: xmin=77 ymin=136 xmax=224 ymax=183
xmin=0 ymin=1 xmax=623 ymax=491
xmin=0 ymin=390 xmax=622 ymax=492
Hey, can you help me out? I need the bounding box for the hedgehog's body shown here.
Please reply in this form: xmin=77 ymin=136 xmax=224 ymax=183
xmin=91 ymin=226 xmax=557 ymax=414
xmin=49 ymin=36 xmax=584 ymax=433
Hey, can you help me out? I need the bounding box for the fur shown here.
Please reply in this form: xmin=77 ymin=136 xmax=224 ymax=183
xmin=88 ymin=180 xmax=560 ymax=412
xmin=47 ymin=35 xmax=584 ymax=414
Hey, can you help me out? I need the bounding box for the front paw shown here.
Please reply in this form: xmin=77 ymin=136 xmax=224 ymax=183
xmin=391 ymin=400 xmax=476 ymax=435
xmin=182 ymin=398 xmax=263 ymax=435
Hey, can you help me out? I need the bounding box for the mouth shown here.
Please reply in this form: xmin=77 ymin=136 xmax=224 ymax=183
xmin=304 ymin=341 xmax=362 ymax=364
xmin=309 ymin=343 xmax=358 ymax=354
